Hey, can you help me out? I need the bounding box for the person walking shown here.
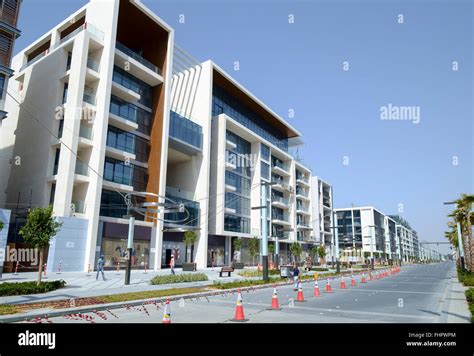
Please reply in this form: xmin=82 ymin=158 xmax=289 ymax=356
xmin=293 ymin=263 xmax=300 ymax=291
xmin=96 ymin=255 xmax=106 ymax=281
xmin=170 ymin=254 xmax=176 ymax=275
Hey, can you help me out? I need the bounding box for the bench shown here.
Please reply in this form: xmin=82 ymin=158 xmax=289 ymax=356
xmin=219 ymin=266 xmax=234 ymax=277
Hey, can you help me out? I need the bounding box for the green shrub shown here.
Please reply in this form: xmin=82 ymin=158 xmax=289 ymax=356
xmin=150 ymin=273 xmax=208 ymax=285
xmin=0 ymin=280 xmax=66 ymax=296
xmin=311 ymin=267 xmax=329 ymax=272
xmin=458 ymin=268 xmax=474 ymax=286
xmin=466 ymin=288 xmax=474 ymax=323
xmin=238 ymin=269 xmax=280 ymax=278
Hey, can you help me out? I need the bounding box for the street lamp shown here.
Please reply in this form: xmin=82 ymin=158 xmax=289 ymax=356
xmin=362 ymin=225 xmax=377 ymax=270
xmin=444 ymin=201 xmax=465 ymax=271
xmin=328 ymin=212 xmax=340 ymax=273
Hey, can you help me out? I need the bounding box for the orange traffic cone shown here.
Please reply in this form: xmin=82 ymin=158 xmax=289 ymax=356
xmin=314 ymin=280 xmax=321 ymax=297
xmin=162 ymin=299 xmax=171 ymax=324
xmin=268 ymin=284 xmax=281 ymax=310
xmin=325 ymin=278 xmax=333 ymax=293
xmin=351 ymin=274 xmax=356 ymax=286
xmin=230 ymin=289 xmax=248 ymax=322
xmin=340 ymin=275 xmax=346 ymax=289
xmin=361 ymin=273 xmax=367 ymax=283
xmin=296 ymin=281 xmax=306 ymax=302
xmin=375 ymin=272 xmax=379 ymax=279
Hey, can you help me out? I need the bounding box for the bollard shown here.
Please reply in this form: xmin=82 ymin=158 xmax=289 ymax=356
xmin=14 ymin=261 xmax=19 ymax=275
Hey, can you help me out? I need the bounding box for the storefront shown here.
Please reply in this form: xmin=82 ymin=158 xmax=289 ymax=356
xmin=161 ymin=232 xmax=187 ymax=268
xmin=207 ymin=235 xmax=226 ymax=267
xmin=100 ymin=222 xmax=151 ymax=269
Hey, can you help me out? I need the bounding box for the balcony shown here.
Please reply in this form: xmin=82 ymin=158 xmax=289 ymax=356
xmin=296 ymin=172 xmax=310 ymax=186
xmin=109 ymin=95 xmax=149 ymax=133
xmin=271 ymin=157 xmax=290 ymax=176
xmin=71 ymin=200 xmax=85 ymax=214
xmin=75 ymin=160 xmax=89 ymax=176
xmin=272 ymin=215 xmax=291 ymax=226
xmin=271 ymin=195 xmax=289 ymax=209
xmin=271 ymin=175 xmax=293 ymax=194
xmin=115 ymin=42 xmax=163 ymax=86
xmin=103 ymin=159 xmax=147 ymax=192
xmin=83 ymin=92 xmax=96 ymax=106
xmin=272 ymin=229 xmax=289 ymax=239
xmin=296 ymin=188 xmax=310 ymax=200
xmin=297 ymin=220 xmax=312 ymax=230
xmin=168 ymin=111 xmax=203 ymax=156
xmin=296 ymin=205 xmax=310 ymax=215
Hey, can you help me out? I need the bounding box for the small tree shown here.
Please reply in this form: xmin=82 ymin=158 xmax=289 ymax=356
xmin=19 ymin=206 xmax=62 ymax=286
xmin=290 ymin=242 xmax=302 ymax=264
xmin=317 ymin=245 xmax=326 ymax=265
xmin=268 ymin=243 xmax=275 ymax=262
xmin=233 ymin=237 xmax=243 ymax=262
xmin=248 ymin=237 xmax=260 ymax=266
xmin=310 ymin=246 xmax=319 ymax=261
xmin=183 ymin=231 xmax=198 ymax=263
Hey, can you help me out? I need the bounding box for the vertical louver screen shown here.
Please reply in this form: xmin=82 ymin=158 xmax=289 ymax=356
xmin=0 ymin=0 xmax=20 ymax=27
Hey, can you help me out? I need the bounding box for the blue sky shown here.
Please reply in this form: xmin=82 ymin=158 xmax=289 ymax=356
xmin=15 ymin=0 xmax=472 ymax=254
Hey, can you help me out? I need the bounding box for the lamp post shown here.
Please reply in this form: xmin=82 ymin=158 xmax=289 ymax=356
xmin=444 ymin=201 xmax=465 ymax=271
xmin=362 ymin=225 xmax=376 ymax=270
xmin=328 ymin=212 xmax=340 ymax=273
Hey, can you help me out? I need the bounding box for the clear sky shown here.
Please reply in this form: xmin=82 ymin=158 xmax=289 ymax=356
xmin=14 ymin=0 xmax=473 ymax=255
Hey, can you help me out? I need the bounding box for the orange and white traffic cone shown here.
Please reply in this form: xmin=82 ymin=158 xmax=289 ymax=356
xmin=375 ymin=272 xmax=379 ymax=279
xmin=340 ymin=275 xmax=346 ymax=289
xmin=361 ymin=273 xmax=367 ymax=283
xmin=351 ymin=274 xmax=356 ymax=286
xmin=162 ymin=299 xmax=171 ymax=324
xmin=230 ymin=289 xmax=248 ymax=322
xmin=296 ymin=280 xmax=306 ymax=302
xmin=314 ymin=279 xmax=321 ymax=297
xmin=325 ymin=278 xmax=333 ymax=293
xmin=268 ymin=284 xmax=281 ymax=310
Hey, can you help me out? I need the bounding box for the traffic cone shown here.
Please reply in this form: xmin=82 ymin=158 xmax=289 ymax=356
xmin=268 ymin=284 xmax=281 ymax=310
xmin=351 ymin=274 xmax=356 ymax=286
xmin=325 ymin=278 xmax=333 ymax=293
xmin=361 ymin=274 xmax=367 ymax=283
xmin=296 ymin=281 xmax=306 ymax=302
xmin=368 ymin=272 xmax=373 ymax=281
xmin=230 ymin=289 xmax=248 ymax=322
xmin=375 ymin=272 xmax=379 ymax=279
xmin=162 ymin=299 xmax=171 ymax=324
xmin=314 ymin=280 xmax=321 ymax=297
xmin=340 ymin=275 xmax=346 ymax=289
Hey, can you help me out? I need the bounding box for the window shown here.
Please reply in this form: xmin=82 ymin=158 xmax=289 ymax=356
xmin=261 ymin=162 xmax=269 ymax=180
xmin=260 ymin=144 xmax=270 ymax=161
xmin=53 ymin=149 xmax=60 ymax=175
xmin=49 ymin=183 xmax=56 ymax=206
xmin=62 ymin=83 xmax=68 ymax=104
xmin=66 ymin=52 xmax=72 ymax=71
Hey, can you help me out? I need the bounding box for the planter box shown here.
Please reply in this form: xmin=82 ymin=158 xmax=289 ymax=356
xmin=182 ymin=262 xmax=197 ymax=272
xmin=232 ymin=262 xmax=244 ymax=269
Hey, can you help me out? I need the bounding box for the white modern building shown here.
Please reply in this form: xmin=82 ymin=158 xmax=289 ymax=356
xmin=334 ymin=206 xmax=400 ymax=264
xmin=311 ymin=177 xmax=335 ymax=260
xmin=0 ymin=0 xmax=325 ymax=272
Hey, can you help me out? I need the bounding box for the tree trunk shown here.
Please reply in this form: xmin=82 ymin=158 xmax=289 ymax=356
xmin=467 ymin=213 xmax=473 ymax=272
xmin=37 ymin=248 xmax=43 ymax=287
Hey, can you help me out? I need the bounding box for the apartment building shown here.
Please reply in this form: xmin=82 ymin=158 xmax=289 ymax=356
xmin=334 ymin=206 xmax=400 ymax=263
xmin=1 ymin=0 xmax=174 ymax=272
xmin=0 ymin=0 xmax=323 ymax=272
xmin=0 ymin=0 xmax=21 ymax=121
xmin=389 ymin=215 xmax=420 ymax=262
xmin=169 ymin=59 xmax=316 ymax=267
xmin=310 ymin=177 xmax=335 ymax=259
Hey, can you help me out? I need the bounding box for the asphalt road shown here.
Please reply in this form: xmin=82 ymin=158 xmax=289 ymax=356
xmin=42 ymin=262 xmax=457 ymax=323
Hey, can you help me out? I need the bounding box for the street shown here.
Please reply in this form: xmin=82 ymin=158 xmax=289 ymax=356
xmin=38 ymin=262 xmax=468 ymax=324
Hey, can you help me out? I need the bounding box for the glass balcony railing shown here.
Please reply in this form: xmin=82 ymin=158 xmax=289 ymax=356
xmin=75 ymin=160 xmax=89 ymax=176
xmin=87 ymin=57 xmax=100 ymax=72
xmin=116 ymin=42 xmax=161 ymax=75
xmin=83 ymin=92 xmax=96 ymax=105
xmin=296 ymin=188 xmax=309 ymax=197
xmin=71 ymin=200 xmax=85 ymax=214
xmin=79 ymin=125 xmax=93 ymax=140
xmin=272 ymin=195 xmax=289 ymax=205
xmin=271 ymin=157 xmax=288 ymax=172
xmin=272 ymin=229 xmax=289 ymax=239
xmin=104 ymin=158 xmax=147 ymax=191
xmin=169 ymin=111 xmax=203 ymax=150
xmin=296 ymin=173 xmax=309 ymax=183
xmin=110 ymin=95 xmax=151 ymax=134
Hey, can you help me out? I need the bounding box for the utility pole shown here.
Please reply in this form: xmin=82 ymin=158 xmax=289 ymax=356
xmin=125 ymin=216 xmax=135 ymax=285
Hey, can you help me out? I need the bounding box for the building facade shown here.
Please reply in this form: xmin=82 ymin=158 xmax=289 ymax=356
xmin=0 ymin=0 xmax=325 ymax=272
xmin=0 ymin=0 xmax=21 ymax=120
xmin=334 ymin=206 xmax=400 ymax=264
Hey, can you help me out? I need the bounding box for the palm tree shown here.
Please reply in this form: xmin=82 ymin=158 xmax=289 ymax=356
xmin=449 ymin=194 xmax=474 ymax=271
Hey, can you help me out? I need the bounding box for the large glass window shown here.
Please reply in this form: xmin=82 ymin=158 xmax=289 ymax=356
xmin=213 ymin=85 xmax=289 ymax=151
xmin=109 ymin=95 xmax=151 ymax=134
xmin=106 ymin=126 xmax=149 ymax=162
xmin=103 ymin=157 xmax=147 ymax=191
xmin=224 ymin=214 xmax=250 ymax=234
xmin=112 ymin=66 xmax=152 ymax=107
xmin=169 ymin=110 xmax=203 ymax=150
xmin=260 ymin=144 xmax=270 ymax=161
xmin=100 ymin=189 xmax=144 ymax=220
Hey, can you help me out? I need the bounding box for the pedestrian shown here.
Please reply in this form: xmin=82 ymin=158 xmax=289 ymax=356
xmin=96 ymin=254 xmax=106 ymax=281
xmin=170 ymin=254 xmax=175 ymax=275
xmin=293 ymin=263 xmax=300 ymax=291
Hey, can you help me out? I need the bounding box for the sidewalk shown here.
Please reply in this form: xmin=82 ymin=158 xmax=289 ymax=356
xmin=436 ymin=270 xmax=471 ymax=323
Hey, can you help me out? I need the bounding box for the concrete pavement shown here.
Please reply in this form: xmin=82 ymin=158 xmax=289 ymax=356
xmin=18 ymin=262 xmax=469 ymax=324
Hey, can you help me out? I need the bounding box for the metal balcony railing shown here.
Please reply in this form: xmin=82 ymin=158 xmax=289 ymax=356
xmin=116 ymin=42 xmax=161 ymax=75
